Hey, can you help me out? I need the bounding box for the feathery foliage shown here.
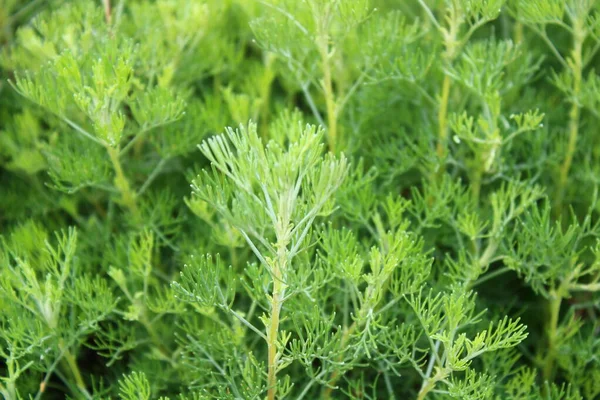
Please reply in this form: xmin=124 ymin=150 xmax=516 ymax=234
xmin=1 ymin=0 xmax=600 ymax=398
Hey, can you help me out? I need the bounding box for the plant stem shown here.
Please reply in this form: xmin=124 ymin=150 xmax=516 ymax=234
xmin=513 ymin=20 xmax=523 ymax=45
xmin=431 ymin=0 xmax=463 ymax=176
xmin=267 ymin=244 xmax=287 ymax=400
xmin=137 ymin=158 xmax=167 ymax=196
xmin=478 ymin=239 xmax=499 ymax=269
xmin=436 ymin=74 xmax=451 ymax=162
xmin=322 ymin=321 xmax=356 ymax=398
xmin=555 ymin=21 xmax=584 ymax=215
xmin=417 ymin=379 xmax=435 ymax=400
xmin=470 ymin=266 xmax=510 ymax=288
xmin=133 ymin=138 xmax=145 ymax=159
xmin=322 ymin=282 xmax=353 ymax=398
xmin=323 ymin=278 xmax=385 ymax=397
xmin=0 ymin=359 xmax=19 ymax=400
xmin=470 ymin=160 xmax=483 ymax=204
xmin=543 ymin=293 xmax=562 ymax=382
xmin=58 ymin=340 xmax=91 ymax=399
xmin=323 ymin=230 xmax=400 ymax=398
xmin=267 ymin=283 xmax=283 ymax=400
xmin=140 ymin=314 xmax=172 ymax=361
xmin=106 ymin=146 xmax=140 ymax=221
xmin=63 ymin=349 xmax=86 ymax=393
xmin=0 ymin=382 xmax=14 ymax=400
xmin=417 ymin=368 xmax=446 ymax=400
xmin=318 ymin=18 xmax=337 ymax=153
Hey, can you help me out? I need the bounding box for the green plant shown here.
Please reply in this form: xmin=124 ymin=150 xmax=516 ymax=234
xmin=1 ymin=0 xmax=600 ymax=399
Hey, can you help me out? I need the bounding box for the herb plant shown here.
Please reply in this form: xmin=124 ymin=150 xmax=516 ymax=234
xmin=1 ymin=0 xmax=600 ymax=399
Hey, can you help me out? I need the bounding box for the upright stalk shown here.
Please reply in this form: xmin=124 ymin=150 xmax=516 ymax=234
xmin=266 ymin=243 xmax=288 ymax=400
xmin=543 ymin=292 xmax=562 ymax=382
xmin=0 ymin=383 xmax=15 ymax=400
xmin=470 ymin=158 xmax=483 ymax=204
xmin=320 ymin=43 xmax=337 ymax=153
xmin=433 ymin=3 xmax=459 ymax=177
xmin=322 ymin=321 xmax=356 ymax=398
xmin=436 ymin=74 xmax=452 ymax=161
xmin=555 ymin=20 xmax=584 ymax=214
xmin=63 ymin=348 xmax=87 ymax=393
xmin=417 ymin=368 xmax=448 ymax=400
xmin=513 ymin=20 xmax=524 ymax=45
xmin=58 ymin=339 xmax=91 ymax=399
xmin=417 ymin=378 xmax=436 ymax=400
xmin=472 ymin=104 xmax=500 ymax=204
xmin=317 ymin=10 xmax=338 ymax=153
xmin=106 ymin=146 xmax=140 ymax=221
xmin=323 ymin=262 xmax=390 ymax=398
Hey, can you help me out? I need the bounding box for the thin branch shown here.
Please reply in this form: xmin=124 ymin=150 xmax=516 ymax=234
xmin=137 ymin=158 xmax=168 ymax=196
xmin=300 ymin=82 xmax=326 ymax=127
xmin=528 ymin=25 xmax=569 ymax=70
xmin=296 ymin=370 xmax=329 ymax=400
xmin=119 ymin=124 xmax=160 ymax=156
xmin=569 ymin=282 xmax=600 ymax=292
xmin=224 ymin=307 xmax=268 ymax=341
xmin=259 ymin=181 xmax=280 ymax=228
xmin=460 ymin=18 xmax=494 ymax=49
xmin=416 ymin=0 xmax=442 ymax=31
xmin=469 ymin=266 xmax=511 ymax=288
xmin=150 ymin=225 xmax=180 ymax=252
xmin=549 ymin=19 xmax=574 ymax=34
xmin=9 ymin=80 xmax=110 ymax=147
xmin=258 ymin=0 xmax=310 ymax=36
xmin=336 ymin=69 xmax=369 ymax=116
xmin=239 ymin=229 xmax=270 ymax=270
xmin=64 ymin=118 xmax=107 ymax=146
xmin=186 ymin=334 xmax=243 ymax=398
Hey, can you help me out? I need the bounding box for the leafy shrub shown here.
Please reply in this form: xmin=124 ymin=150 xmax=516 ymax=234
xmin=1 ymin=0 xmax=600 ymax=399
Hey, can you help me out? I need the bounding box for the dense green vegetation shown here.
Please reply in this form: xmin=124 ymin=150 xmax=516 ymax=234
xmin=1 ymin=0 xmax=600 ymax=399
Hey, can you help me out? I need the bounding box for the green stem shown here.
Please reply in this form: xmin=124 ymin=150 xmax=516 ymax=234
xmin=417 ymin=380 xmax=435 ymax=400
xmin=58 ymin=339 xmax=91 ymax=399
xmin=139 ymin=315 xmax=172 ymax=362
xmin=318 ymin=19 xmax=337 ymax=153
xmin=478 ymin=239 xmax=499 ymax=269
xmin=427 ymin=2 xmax=462 ymax=180
xmin=63 ymin=349 xmax=86 ymax=392
xmin=0 ymin=360 xmax=18 ymax=400
xmin=322 ymin=321 xmax=356 ymax=399
xmin=266 ymin=284 xmax=283 ymax=400
xmin=543 ymin=294 xmax=562 ymax=382
xmin=137 ymin=158 xmax=167 ymax=196
xmin=555 ymin=22 xmax=584 ymax=215
xmin=471 ymin=161 xmax=483 ymax=205
xmin=465 ymin=238 xmax=501 ymax=289
xmin=323 ymin=272 xmax=391 ymax=397
xmin=106 ymin=146 xmax=140 ymax=220
xmin=417 ymin=369 xmax=447 ymax=400
xmin=436 ymin=74 xmax=452 ymax=163
xmin=266 ymin=244 xmax=287 ymax=400
xmin=470 ymin=266 xmax=510 ymax=288
xmin=514 ymin=20 xmax=524 ymax=45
